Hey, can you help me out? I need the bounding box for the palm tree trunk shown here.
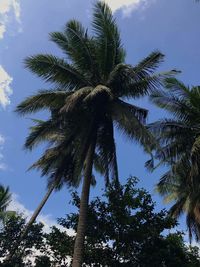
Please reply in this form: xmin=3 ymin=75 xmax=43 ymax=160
xmin=21 ymin=182 xmax=56 ymax=239
xmin=5 ymin=182 xmax=56 ymax=262
xmin=72 ymin=140 xmax=96 ymax=267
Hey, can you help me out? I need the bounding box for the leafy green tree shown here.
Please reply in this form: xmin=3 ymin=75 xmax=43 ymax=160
xmin=16 ymin=2 xmax=175 ymax=265
xmin=45 ymin=177 xmax=200 ymax=267
xmin=44 ymin=226 xmax=73 ymax=266
xmin=2 ymin=178 xmax=200 ymax=266
xmin=1 ymin=214 xmax=44 ymax=266
xmin=149 ymin=78 xmax=200 ymax=241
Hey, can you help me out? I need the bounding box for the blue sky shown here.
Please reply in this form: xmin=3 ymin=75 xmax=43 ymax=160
xmin=0 ymin=0 xmax=200 ymax=230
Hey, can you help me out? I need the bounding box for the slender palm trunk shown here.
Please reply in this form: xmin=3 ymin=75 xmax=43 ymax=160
xmin=72 ymin=140 xmax=96 ymax=267
xmin=5 ymin=182 xmax=56 ymax=262
xmin=21 ymin=182 xmax=56 ymax=239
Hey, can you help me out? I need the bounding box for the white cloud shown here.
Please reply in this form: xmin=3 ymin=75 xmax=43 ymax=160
xmin=104 ymin=0 xmax=141 ymax=12
xmin=0 ymin=1 xmax=11 ymax=14
xmin=104 ymin=0 xmax=151 ymax=16
xmin=0 ymin=65 xmax=13 ymax=108
xmin=0 ymin=0 xmax=21 ymax=39
xmin=8 ymin=193 xmax=75 ymax=235
xmin=0 ymin=1 xmax=21 ymax=107
xmin=0 ymin=1 xmax=18 ymax=108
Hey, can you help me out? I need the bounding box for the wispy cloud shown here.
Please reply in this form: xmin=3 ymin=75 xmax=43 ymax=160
xmin=0 ymin=24 xmax=6 ymax=39
xmin=104 ymin=0 xmax=152 ymax=16
xmin=0 ymin=66 xmax=13 ymax=108
xmin=0 ymin=0 xmax=21 ymax=39
xmin=0 ymin=0 xmax=19 ymax=113
xmin=8 ymin=193 xmax=75 ymax=235
xmin=0 ymin=134 xmax=6 ymax=171
xmin=0 ymin=1 xmax=21 ymax=108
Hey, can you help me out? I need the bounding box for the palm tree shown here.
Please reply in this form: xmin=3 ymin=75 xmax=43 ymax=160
xmin=5 ymin=117 xmax=80 ymax=262
xmin=16 ymin=2 xmax=175 ymax=266
xmin=0 ymin=184 xmax=13 ymax=223
xmin=0 ymin=185 xmax=11 ymax=216
xmin=149 ymin=77 xmax=200 ymax=241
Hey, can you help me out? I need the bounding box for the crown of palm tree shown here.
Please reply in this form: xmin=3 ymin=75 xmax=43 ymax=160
xmin=149 ymin=78 xmax=200 ymax=241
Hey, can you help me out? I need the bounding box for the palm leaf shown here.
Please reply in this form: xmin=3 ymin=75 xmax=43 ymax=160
xmin=25 ymin=119 xmax=64 ymax=150
xmin=25 ymin=54 xmax=89 ymax=88
xmin=0 ymin=185 xmax=11 ymax=212
xmin=108 ymin=60 xmax=177 ymax=98
xmin=111 ymin=100 xmax=155 ymax=151
xmin=92 ymin=1 xmax=125 ymax=80
xmin=16 ymin=90 xmax=71 ymax=115
xmin=50 ymin=20 xmax=98 ymax=80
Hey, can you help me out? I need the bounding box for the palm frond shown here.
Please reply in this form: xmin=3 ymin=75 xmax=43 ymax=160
xmin=92 ymin=1 xmax=125 ymax=80
xmin=150 ymin=89 xmax=194 ymax=122
xmin=49 ymin=31 xmax=69 ymax=55
xmin=186 ymin=211 xmax=200 ymax=242
xmin=149 ymin=119 xmax=193 ymax=137
xmin=111 ymin=100 xmax=156 ymax=151
xmin=189 ymin=86 xmax=200 ymax=111
xmin=0 ymin=185 xmax=11 ymax=212
xmin=135 ymin=51 xmax=165 ymax=74
xmin=16 ymin=90 xmax=71 ymax=115
xmin=108 ymin=60 xmax=177 ymax=98
xmin=164 ymin=77 xmax=190 ymax=98
xmin=114 ymin=99 xmax=148 ymax=123
xmin=25 ymin=119 xmax=63 ymax=150
xmin=190 ymin=136 xmax=200 ymax=178
xmin=51 ymin=20 xmax=99 ymax=80
xmin=96 ymin=118 xmax=119 ymax=185
xmin=25 ymin=54 xmax=89 ymax=88
xmin=170 ymin=196 xmax=188 ymax=219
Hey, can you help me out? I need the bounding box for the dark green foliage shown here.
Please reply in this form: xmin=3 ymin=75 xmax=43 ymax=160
xmin=45 ymin=226 xmax=74 ymax=265
xmin=35 ymin=256 xmax=51 ymax=267
xmin=1 ymin=178 xmax=200 ymax=266
xmin=53 ymin=177 xmax=200 ymax=267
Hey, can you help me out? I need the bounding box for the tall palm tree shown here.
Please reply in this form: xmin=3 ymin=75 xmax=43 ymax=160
xmin=16 ymin=2 xmax=175 ymax=265
xmin=149 ymin=77 xmax=200 ymax=241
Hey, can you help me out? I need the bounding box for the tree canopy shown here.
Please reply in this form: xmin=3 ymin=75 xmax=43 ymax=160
xmin=2 ymin=177 xmax=200 ymax=267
